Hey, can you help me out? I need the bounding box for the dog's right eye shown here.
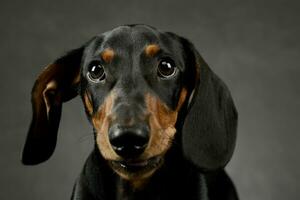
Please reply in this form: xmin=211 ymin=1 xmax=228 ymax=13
xmin=87 ymin=62 xmax=106 ymax=83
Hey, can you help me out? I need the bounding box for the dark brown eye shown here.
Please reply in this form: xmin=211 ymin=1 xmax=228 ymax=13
xmin=87 ymin=62 xmax=105 ymax=83
xmin=157 ymin=58 xmax=176 ymax=78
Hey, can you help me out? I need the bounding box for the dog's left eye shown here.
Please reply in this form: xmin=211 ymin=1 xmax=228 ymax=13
xmin=157 ymin=58 xmax=177 ymax=79
xmin=87 ymin=62 xmax=106 ymax=83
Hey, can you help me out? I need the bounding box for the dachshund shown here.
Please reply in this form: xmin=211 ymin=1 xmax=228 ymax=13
xmin=22 ymin=24 xmax=238 ymax=200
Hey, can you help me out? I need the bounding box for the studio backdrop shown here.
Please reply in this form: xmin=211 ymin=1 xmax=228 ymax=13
xmin=0 ymin=0 xmax=299 ymax=199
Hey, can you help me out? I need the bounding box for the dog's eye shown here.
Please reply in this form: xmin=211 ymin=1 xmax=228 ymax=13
xmin=157 ymin=58 xmax=176 ymax=78
xmin=87 ymin=62 xmax=106 ymax=83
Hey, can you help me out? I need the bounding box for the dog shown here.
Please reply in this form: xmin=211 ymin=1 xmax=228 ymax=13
xmin=22 ymin=24 xmax=238 ymax=200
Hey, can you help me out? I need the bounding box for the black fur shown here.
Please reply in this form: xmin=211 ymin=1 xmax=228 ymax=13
xmin=22 ymin=24 xmax=238 ymax=200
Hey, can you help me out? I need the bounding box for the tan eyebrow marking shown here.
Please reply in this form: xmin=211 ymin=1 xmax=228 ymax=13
xmin=145 ymin=44 xmax=160 ymax=57
xmin=100 ymin=48 xmax=115 ymax=63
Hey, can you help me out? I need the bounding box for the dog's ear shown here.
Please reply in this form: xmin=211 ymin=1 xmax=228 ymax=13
xmin=22 ymin=47 xmax=84 ymax=165
xmin=181 ymin=40 xmax=238 ymax=171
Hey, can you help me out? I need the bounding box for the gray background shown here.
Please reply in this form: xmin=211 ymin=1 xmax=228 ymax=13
xmin=0 ymin=0 xmax=299 ymax=199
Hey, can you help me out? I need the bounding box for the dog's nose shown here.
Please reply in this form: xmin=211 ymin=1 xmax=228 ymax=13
xmin=109 ymin=124 xmax=149 ymax=158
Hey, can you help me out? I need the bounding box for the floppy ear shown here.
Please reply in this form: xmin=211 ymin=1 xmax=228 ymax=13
xmin=181 ymin=42 xmax=238 ymax=171
xmin=22 ymin=47 xmax=84 ymax=165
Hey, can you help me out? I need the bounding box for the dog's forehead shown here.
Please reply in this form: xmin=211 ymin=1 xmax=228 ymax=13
xmin=104 ymin=25 xmax=160 ymax=49
xmin=88 ymin=25 xmax=177 ymax=56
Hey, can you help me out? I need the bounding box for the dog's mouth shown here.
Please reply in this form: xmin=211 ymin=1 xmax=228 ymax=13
xmin=109 ymin=156 xmax=163 ymax=178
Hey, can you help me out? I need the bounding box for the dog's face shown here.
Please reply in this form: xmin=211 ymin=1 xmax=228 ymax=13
xmin=80 ymin=26 xmax=190 ymax=179
xmin=22 ymin=24 xmax=237 ymax=182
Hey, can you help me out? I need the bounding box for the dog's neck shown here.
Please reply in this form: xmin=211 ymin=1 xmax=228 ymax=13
xmin=115 ymin=177 xmax=151 ymax=200
xmin=82 ymin=146 xmax=206 ymax=200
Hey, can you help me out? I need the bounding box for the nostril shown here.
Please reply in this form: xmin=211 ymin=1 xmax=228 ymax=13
xmin=110 ymin=133 xmax=148 ymax=149
xmin=109 ymin=125 xmax=149 ymax=158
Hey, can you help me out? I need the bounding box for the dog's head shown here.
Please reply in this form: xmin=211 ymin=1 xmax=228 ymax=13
xmin=22 ymin=24 xmax=237 ymax=180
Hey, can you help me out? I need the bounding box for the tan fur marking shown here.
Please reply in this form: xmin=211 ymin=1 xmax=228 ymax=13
xmin=72 ymin=72 xmax=81 ymax=85
xmin=92 ymin=91 xmax=119 ymax=160
xmin=101 ymin=48 xmax=115 ymax=63
xmin=83 ymin=92 xmax=93 ymax=115
xmin=145 ymin=44 xmax=160 ymax=57
xmin=144 ymin=88 xmax=187 ymax=158
xmin=32 ymin=64 xmax=59 ymax=116
xmin=42 ymin=80 xmax=58 ymax=118
xmin=130 ymin=178 xmax=150 ymax=191
xmin=115 ymin=166 xmax=157 ymax=182
xmin=176 ymin=88 xmax=188 ymax=112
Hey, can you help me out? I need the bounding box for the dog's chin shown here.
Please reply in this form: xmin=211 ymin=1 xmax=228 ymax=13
xmin=109 ymin=156 xmax=163 ymax=180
